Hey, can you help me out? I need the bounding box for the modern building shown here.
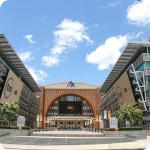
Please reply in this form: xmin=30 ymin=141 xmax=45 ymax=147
xmin=0 ymin=34 xmax=41 ymax=127
xmin=38 ymin=81 xmax=101 ymax=129
xmin=99 ymin=39 xmax=150 ymax=122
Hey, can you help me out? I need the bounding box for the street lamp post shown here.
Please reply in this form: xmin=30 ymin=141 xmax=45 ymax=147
xmin=88 ymin=118 xmax=89 ymax=131
xmin=53 ymin=118 xmax=55 ymax=130
xmin=92 ymin=118 xmax=93 ymax=132
xmin=86 ymin=119 xmax=87 ymax=131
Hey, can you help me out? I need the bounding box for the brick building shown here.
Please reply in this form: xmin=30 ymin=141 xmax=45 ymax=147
xmin=38 ymin=81 xmax=101 ymax=129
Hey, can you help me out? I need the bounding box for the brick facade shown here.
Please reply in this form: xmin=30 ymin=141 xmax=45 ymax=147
xmin=39 ymin=82 xmax=101 ymax=128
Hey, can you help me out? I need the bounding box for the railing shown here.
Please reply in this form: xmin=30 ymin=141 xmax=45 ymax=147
xmin=0 ymin=120 xmax=16 ymax=126
xmin=47 ymin=116 xmax=93 ymax=121
xmin=133 ymin=124 xmax=150 ymax=130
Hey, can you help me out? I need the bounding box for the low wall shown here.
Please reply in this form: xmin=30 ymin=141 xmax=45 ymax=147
xmin=0 ymin=129 xmax=30 ymax=136
xmin=103 ymin=130 xmax=147 ymax=140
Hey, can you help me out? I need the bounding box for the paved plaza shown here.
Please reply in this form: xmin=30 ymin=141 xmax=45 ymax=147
xmin=0 ymin=130 xmax=150 ymax=150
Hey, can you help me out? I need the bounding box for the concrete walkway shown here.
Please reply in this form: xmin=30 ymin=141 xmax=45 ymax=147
xmin=1 ymin=130 xmax=150 ymax=150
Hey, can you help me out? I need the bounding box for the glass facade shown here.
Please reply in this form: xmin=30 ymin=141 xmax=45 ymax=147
xmin=99 ymin=45 xmax=150 ymax=121
xmin=47 ymin=95 xmax=94 ymax=117
xmin=137 ymin=62 xmax=150 ymax=71
xmin=0 ymin=58 xmax=40 ymax=127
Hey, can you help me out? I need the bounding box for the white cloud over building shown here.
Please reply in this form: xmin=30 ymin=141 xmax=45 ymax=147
xmin=127 ymin=0 xmax=150 ymax=26
xmin=24 ymin=34 xmax=36 ymax=44
xmin=26 ymin=65 xmax=47 ymax=82
xmin=0 ymin=0 xmax=7 ymax=7
xmin=42 ymin=18 xmax=93 ymax=67
xmin=86 ymin=32 xmax=143 ymax=70
xmin=18 ymin=51 xmax=34 ymax=62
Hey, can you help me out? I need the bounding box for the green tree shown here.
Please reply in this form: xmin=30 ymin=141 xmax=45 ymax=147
xmin=117 ymin=105 xmax=143 ymax=125
xmin=0 ymin=101 xmax=20 ymax=120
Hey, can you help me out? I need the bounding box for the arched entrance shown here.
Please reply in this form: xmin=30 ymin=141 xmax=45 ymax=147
xmin=38 ymin=82 xmax=101 ymax=129
xmin=46 ymin=94 xmax=94 ymax=130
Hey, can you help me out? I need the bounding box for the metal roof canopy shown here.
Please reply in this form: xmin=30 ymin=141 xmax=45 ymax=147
xmin=99 ymin=41 xmax=150 ymax=94
xmin=0 ymin=34 xmax=41 ymax=93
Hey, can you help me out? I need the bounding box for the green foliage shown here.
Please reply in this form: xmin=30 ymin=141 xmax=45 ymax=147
xmin=22 ymin=126 xmax=31 ymax=130
xmin=117 ymin=105 xmax=143 ymax=124
xmin=118 ymin=127 xmax=142 ymax=131
xmin=0 ymin=101 xmax=20 ymax=120
xmin=0 ymin=125 xmax=18 ymax=129
xmin=104 ymin=127 xmax=142 ymax=131
xmin=104 ymin=128 xmax=116 ymax=131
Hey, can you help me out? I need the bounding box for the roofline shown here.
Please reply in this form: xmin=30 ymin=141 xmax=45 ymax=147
xmin=40 ymin=81 xmax=100 ymax=89
xmin=0 ymin=34 xmax=41 ymax=93
xmin=98 ymin=40 xmax=150 ymax=94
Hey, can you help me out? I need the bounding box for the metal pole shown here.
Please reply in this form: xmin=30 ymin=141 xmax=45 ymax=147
xmin=92 ymin=118 xmax=93 ymax=132
xmin=85 ymin=119 xmax=87 ymax=131
xmin=89 ymin=118 xmax=90 ymax=132
xmin=53 ymin=118 xmax=54 ymax=130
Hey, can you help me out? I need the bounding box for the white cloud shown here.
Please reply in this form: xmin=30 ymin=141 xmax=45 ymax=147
xmin=24 ymin=34 xmax=36 ymax=44
xmin=134 ymin=31 xmax=144 ymax=38
xmin=42 ymin=55 xmax=59 ymax=67
xmin=42 ymin=18 xmax=93 ymax=67
xmin=108 ymin=1 xmax=122 ymax=8
xmin=127 ymin=0 xmax=150 ymax=26
xmin=18 ymin=51 xmax=47 ymax=82
xmin=86 ymin=33 xmax=142 ymax=70
xmin=26 ymin=65 xmax=47 ymax=82
xmin=0 ymin=0 xmax=7 ymax=7
xmin=99 ymin=1 xmax=121 ymax=9
xmin=18 ymin=51 xmax=34 ymax=62
xmin=91 ymin=24 xmax=99 ymax=28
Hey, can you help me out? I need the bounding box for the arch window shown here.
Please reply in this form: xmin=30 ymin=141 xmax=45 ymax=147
xmin=47 ymin=95 xmax=93 ymax=116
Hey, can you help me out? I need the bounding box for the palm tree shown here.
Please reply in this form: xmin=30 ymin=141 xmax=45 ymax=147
xmin=117 ymin=105 xmax=143 ymax=126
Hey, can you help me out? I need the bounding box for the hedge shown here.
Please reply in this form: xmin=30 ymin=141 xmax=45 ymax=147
xmin=104 ymin=128 xmax=116 ymax=131
xmin=0 ymin=125 xmax=30 ymax=130
xmin=104 ymin=127 xmax=142 ymax=131
xmin=118 ymin=127 xmax=142 ymax=131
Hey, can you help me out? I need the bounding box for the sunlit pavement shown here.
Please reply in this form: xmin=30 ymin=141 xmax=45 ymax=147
xmin=0 ymin=130 xmax=150 ymax=150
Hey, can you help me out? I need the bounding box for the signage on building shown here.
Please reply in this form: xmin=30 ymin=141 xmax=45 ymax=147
xmin=17 ymin=116 xmax=25 ymax=127
xmin=0 ymin=70 xmax=23 ymax=104
xmin=104 ymin=110 xmax=107 ymax=119
xmin=125 ymin=120 xmax=130 ymax=127
xmin=109 ymin=117 xmax=118 ymax=128
xmin=4 ymin=77 xmax=13 ymax=99
xmin=66 ymin=81 xmax=75 ymax=87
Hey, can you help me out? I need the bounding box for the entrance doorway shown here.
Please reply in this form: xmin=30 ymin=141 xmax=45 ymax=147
xmin=58 ymin=120 xmax=83 ymax=130
xmin=46 ymin=95 xmax=94 ymax=130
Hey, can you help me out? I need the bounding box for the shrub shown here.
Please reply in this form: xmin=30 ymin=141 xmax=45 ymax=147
xmin=22 ymin=126 xmax=30 ymax=130
xmin=104 ymin=128 xmax=116 ymax=131
xmin=104 ymin=127 xmax=142 ymax=131
xmin=118 ymin=127 xmax=142 ymax=131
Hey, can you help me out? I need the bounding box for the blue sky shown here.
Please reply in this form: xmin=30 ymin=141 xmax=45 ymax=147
xmin=0 ymin=0 xmax=150 ymax=86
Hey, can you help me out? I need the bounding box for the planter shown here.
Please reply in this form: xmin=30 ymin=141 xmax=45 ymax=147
xmin=0 ymin=129 xmax=30 ymax=136
xmin=103 ymin=130 xmax=147 ymax=140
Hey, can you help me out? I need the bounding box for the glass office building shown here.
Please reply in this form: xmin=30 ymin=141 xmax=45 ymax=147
xmin=0 ymin=34 xmax=41 ymax=127
xmin=99 ymin=39 xmax=150 ymax=121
